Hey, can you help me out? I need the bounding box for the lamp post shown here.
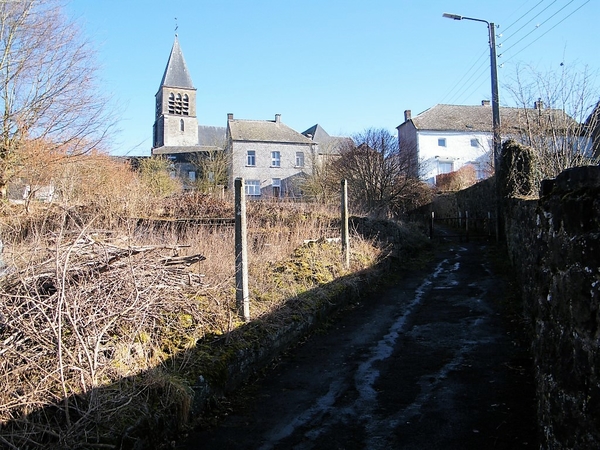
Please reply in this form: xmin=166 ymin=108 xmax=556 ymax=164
xmin=443 ymin=12 xmax=503 ymax=241
xmin=443 ymin=13 xmax=501 ymax=172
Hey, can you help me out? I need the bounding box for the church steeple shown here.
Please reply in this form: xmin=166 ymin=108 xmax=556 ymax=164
xmin=159 ymin=36 xmax=194 ymax=89
xmin=153 ymin=36 xmax=198 ymax=149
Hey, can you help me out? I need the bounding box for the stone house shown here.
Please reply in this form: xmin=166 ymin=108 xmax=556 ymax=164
xmin=226 ymin=113 xmax=314 ymax=198
xmin=151 ymin=36 xmax=346 ymax=198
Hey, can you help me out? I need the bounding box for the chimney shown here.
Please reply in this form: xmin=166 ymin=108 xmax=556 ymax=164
xmin=481 ymin=100 xmax=490 ymax=106
xmin=404 ymin=110 xmax=412 ymax=121
xmin=227 ymin=113 xmax=233 ymax=120
xmin=275 ymin=114 xmax=281 ymax=124
xmin=534 ymin=99 xmax=544 ymax=110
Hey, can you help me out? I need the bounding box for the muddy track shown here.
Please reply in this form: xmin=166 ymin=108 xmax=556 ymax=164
xmin=178 ymin=238 xmax=537 ymax=449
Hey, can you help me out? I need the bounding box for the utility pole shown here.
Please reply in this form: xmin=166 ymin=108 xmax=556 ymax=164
xmin=489 ymin=22 xmax=501 ymax=171
xmin=443 ymin=12 xmax=503 ymax=240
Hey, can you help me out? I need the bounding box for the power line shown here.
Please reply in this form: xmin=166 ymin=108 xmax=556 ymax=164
xmin=501 ymin=0 xmax=558 ymax=44
xmin=439 ymin=1 xmax=551 ymax=106
xmin=500 ymin=0 xmax=590 ymax=63
xmin=447 ymin=63 xmax=489 ymax=105
xmin=440 ymin=49 xmax=488 ymax=104
xmin=437 ymin=0 xmax=590 ymax=107
xmin=500 ymin=0 xmax=575 ymax=55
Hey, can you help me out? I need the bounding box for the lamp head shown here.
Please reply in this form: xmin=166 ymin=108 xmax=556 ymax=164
xmin=443 ymin=13 xmax=463 ymax=20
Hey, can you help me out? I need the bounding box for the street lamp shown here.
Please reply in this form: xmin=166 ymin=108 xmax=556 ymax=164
xmin=443 ymin=12 xmax=501 ymax=172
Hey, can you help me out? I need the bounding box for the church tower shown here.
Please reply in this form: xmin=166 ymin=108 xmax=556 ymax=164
xmin=152 ymin=36 xmax=199 ymax=149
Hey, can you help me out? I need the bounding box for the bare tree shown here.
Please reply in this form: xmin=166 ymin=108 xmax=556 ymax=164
xmin=503 ymin=63 xmax=600 ymax=192
xmin=301 ymin=139 xmax=340 ymax=205
xmin=333 ymin=128 xmax=429 ymax=218
xmin=188 ymin=144 xmax=230 ymax=195
xmin=0 ymin=0 xmax=112 ymax=198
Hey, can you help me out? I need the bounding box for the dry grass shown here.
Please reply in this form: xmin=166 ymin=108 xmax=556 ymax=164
xmin=0 ymin=191 xmax=416 ymax=448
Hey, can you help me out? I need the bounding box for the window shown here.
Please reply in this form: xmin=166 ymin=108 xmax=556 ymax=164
xmin=182 ymin=94 xmax=189 ymax=115
xmin=245 ymin=180 xmax=260 ymax=196
xmin=167 ymin=91 xmax=189 ymax=115
xmin=470 ymin=138 xmax=480 ymax=147
xmin=295 ymin=152 xmax=305 ymax=167
xmin=438 ymin=138 xmax=447 ymax=147
xmin=188 ymin=171 xmax=196 ymax=181
xmin=180 ymin=119 xmax=185 ymax=132
xmin=271 ymin=151 xmax=281 ymax=167
xmin=175 ymin=93 xmax=182 ymax=114
xmin=168 ymin=93 xmax=175 ymax=114
xmin=247 ymin=150 xmax=256 ymax=166
xmin=438 ymin=161 xmax=453 ymax=174
xmin=272 ymin=178 xmax=281 ymax=198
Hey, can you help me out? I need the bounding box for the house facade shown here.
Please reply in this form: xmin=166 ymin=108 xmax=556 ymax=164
xmin=398 ymin=101 xmax=590 ymax=185
xmin=151 ymin=36 xmax=344 ymax=197
xmin=227 ymin=113 xmax=315 ymax=198
xmin=397 ymin=102 xmax=495 ymax=184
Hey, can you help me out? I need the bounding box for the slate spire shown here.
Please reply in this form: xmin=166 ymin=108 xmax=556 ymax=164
xmin=159 ymin=35 xmax=194 ymax=89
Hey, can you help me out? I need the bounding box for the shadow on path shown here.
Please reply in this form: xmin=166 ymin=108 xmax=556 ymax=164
xmin=177 ymin=235 xmax=537 ymax=449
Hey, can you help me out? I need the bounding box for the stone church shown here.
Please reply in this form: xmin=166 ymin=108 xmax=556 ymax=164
xmin=151 ymin=36 xmax=347 ymax=198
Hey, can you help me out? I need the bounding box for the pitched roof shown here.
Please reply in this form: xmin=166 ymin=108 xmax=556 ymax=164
xmin=302 ymin=124 xmax=331 ymax=142
xmin=152 ymin=145 xmax=208 ymax=155
xmin=406 ymin=103 xmax=578 ymax=133
xmin=198 ymin=126 xmax=226 ymax=147
xmin=228 ymin=116 xmax=312 ymax=144
xmin=159 ymin=36 xmax=194 ymax=89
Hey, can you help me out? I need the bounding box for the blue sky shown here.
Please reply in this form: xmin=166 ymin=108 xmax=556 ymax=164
xmin=65 ymin=0 xmax=598 ymax=156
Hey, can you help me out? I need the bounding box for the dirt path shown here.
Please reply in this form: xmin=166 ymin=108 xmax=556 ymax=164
xmin=177 ymin=238 xmax=537 ymax=449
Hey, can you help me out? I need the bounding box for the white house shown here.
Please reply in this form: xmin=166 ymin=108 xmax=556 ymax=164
xmin=397 ymin=102 xmax=495 ymax=184
xmin=397 ymin=101 xmax=589 ymax=185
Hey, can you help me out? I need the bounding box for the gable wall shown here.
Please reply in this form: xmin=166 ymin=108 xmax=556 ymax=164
xmin=417 ymin=130 xmax=491 ymax=183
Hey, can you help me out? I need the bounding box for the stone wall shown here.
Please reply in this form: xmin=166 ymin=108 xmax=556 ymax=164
xmin=410 ymin=177 xmax=496 ymax=223
xmin=505 ymin=166 xmax=600 ymax=449
xmin=427 ymin=165 xmax=600 ymax=449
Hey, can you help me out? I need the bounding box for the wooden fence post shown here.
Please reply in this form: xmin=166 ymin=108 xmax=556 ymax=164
xmin=235 ymin=178 xmax=250 ymax=322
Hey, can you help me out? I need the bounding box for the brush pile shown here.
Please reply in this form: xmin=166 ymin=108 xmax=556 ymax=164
xmin=0 ymin=232 xmax=213 ymax=448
